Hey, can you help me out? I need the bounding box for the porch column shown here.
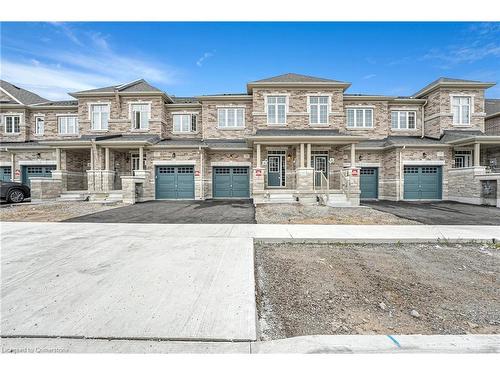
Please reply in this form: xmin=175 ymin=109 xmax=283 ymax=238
xmin=56 ymin=148 xmax=61 ymax=170
xmin=306 ymin=144 xmax=311 ymax=168
xmin=10 ymin=153 xmax=15 ymax=181
xmin=105 ymin=147 xmax=110 ymax=170
xmin=256 ymin=144 xmax=261 ymax=168
xmin=350 ymin=143 xmax=356 ymax=168
xmin=90 ymin=147 xmax=94 ymax=170
xmin=300 ymin=144 xmax=305 ymax=168
xmin=474 ymin=142 xmax=481 ymax=167
xmin=139 ymin=146 xmax=144 ymax=170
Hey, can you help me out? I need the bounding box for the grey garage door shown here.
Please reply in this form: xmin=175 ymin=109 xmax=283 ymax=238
xmin=360 ymin=167 xmax=378 ymax=199
xmin=213 ymin=167 xmax=250 ymax=198
xmin=22 ymin=165 xmax=56 ymax=186
xmin=404 ymin=166 xmax=442 ymax=200
xmin=155 ymin=165 xmax=195 ymax=199
xmin=1 ymin=166 xmax=12 ymax=182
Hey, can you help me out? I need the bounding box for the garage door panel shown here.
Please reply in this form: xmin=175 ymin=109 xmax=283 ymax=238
xmin=213 ymin=167 xmax=249 ymax=198
xmin=1 ymin=167 xmax=12 ymax=182
xmin=22 ymin=165 xmax=56 ymax=186
xmin=155 ymin=166 xmax=194 ymax=200
xmin=404 ymin=166 xmax=442 ymax=200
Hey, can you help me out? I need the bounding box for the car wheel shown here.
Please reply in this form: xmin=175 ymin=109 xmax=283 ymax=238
xmin=7 ymin=189 xmax=25 ymax=203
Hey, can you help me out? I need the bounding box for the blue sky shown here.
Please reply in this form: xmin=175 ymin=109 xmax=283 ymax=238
xmin=1 ymin=22 xmax=499 ymax=100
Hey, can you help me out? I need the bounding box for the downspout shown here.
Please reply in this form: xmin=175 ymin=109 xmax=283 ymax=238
xmin=199 ymin=145 xmax=204 ymax=200
xmin=399 ymin=145 xmax=406 ymax=200
xmin=421 ymin=99 xmax=428 ymax=138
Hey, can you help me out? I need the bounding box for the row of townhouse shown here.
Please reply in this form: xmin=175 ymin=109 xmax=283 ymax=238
xmin=1 ymin=73 xmax=500 ymax=206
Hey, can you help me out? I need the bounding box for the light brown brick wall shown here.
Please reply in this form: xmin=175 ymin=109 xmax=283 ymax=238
xmin=201 ymin=100 xmax=253 ymax=139
xmin=485 ymin=115 xmax=500 ymax=135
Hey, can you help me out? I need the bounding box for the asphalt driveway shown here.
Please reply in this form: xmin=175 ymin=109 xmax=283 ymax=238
xmin=65 ymin=199 xmax=256 ymax=224
xmin=364 ymin=201 xmax=500 ymax=225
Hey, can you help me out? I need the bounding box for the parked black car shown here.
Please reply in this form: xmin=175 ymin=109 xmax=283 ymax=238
xmin=0 ymin=181 xmax=31 ymax=203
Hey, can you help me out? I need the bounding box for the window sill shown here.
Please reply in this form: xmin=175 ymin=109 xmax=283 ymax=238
xmin=267 ymin=123 xmax=287 ymax=127
xmin=452 ymin=124 xmax=472 ymax=127
xmin=172 ymin=131 xmax=197 ymax=134
xmin=91 ymin=129 xmax=109 ymax=132
xmin=217 ymin=127 xmax=245 ymax=130
xmin=309 ymin=123 xmax=330 ymax=127
xmin=4 ymin=132 xmax=21 ymax=135
xmin=58 ymin=134 xmax=79 ymax=136
xmin=130 ymin=128 xmax=150 ymax=132
xmin=346 ymin=127 xmax=373 ymax=130
xmin=391 ymin=128 xmax=418 ymax=131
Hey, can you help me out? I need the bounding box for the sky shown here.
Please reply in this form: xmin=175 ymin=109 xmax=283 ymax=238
xmin=1 ymin=22 xmax=499 ymax=100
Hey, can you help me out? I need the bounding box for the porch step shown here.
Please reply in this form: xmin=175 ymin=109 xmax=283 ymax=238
xmin=326 ymin=193 xmax=354 ymax=207
xmin=58 ymin=191 xmax=90 ymax=201
xmin=267 ymin=193 xmax=297 ymax=204
xmin=106 ymin=191 xmax=123 ymax=202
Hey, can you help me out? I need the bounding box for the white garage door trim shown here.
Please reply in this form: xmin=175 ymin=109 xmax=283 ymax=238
xmin=152 ymin=160 xmax=197 ymax=166
xmin=18 ymin=160 xmax=57 ymax=165
xmin=403 ymin=160 xmax=445 ymax=166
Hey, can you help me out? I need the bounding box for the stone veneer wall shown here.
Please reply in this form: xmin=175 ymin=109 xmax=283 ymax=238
xmin=485 ymin=115 xmax=500 ymax=136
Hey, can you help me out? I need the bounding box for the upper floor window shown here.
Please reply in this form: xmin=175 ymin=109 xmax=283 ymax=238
xmin=91 ymin=104 xmax=109 ymax=130
xmin=267 ymin=96 xmax=286 ymax=125
xmin=173 ymin=114 xmax=197 ymax=133
xmin=309 ymin=96 xmax=329 ymax=125
xmin=131 ymin=103 xmax=150 ymax=130
xmin=452 ymin=96 xmax=471 ymax=125
xmin=346 ymin=108 xmax=373 ymax=128
xmin=218 ymin=107 xmax=245 ymax=128
xmin=4 ymin=115 xmax=21 ymax=133
xmin=391 ymin=111 xmax=416 ymax=129
xmin=58 ymin=116 xmax=78 ymax=135
xmin=35 ymin=116 xmax=45 ymax=135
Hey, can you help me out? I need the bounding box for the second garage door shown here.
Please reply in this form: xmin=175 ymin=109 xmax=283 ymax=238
xmin=155 ymin=165 xmax=195 ymax=199
xmin=22 ymin=165 xmax=56 ymax=186
xmin=213 ymin=167 xmax=250 ymax=198
xmin=360 ymin=167 xmax=379 ymax=200
xmin=404 ymin=165 xmax=442 ymax=200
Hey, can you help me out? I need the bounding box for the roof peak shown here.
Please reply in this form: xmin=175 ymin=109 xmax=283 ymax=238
xmin=0 ymin=79 xmax=49 ymax=105
xmin=251 ymin=72 xmax=347 ymax=84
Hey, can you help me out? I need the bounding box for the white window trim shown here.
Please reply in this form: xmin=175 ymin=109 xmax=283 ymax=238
xmin=307 ymin=94 xmax=331 ymax=126
xmin=450 ymin=95 xmax=473 ymax=126
xmin=265 ymin=94 xmax=289 ymax=126
xmin=172 ymin=112 xmax=198 ymax=134
xmin=34 ymin=115 xmax=45 ymax=135
xmin=217 ymin=107 xmax=246 ymax=129
xmin=56 ymin=115 xmax=79 ymax=135
xmin=345 ymin=107 xmax=374 ymax=129
xmin=129 ymin=102 xmax=152 ymax=130
xmin=3 ymin=113 xmax=23 ymax=134
xmin=88 ymin=102 xmax=111 ymax=131
xmin=391 ymin=110 xmax=417 ymax=130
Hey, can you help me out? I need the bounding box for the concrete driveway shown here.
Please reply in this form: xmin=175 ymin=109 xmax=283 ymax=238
xmin=364 ymin=201 xmax=500 ymax=225
xmin=65 ymin=199 xmax=256 ymax=224
xmin=1 ymin=222 xmax=256 ymax=341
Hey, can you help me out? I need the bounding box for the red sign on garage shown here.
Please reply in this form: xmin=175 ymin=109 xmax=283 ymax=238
xmin=194 ymin=170 xmax=200 ymax=177
xmin=15 ymin=169 xmax=20 ymax=177
xmin=351 ymin=168 xmax=359 ymax=177
xmin=255 ymin=169 xmax=262 ymax=177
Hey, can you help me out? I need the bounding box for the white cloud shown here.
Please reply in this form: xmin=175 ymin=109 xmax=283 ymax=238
xmin=196 ymin=51 xmax=214 ymax=67
xmin=363 ymin=74 xmax=376 ymax=79
xmin=50 ymin=22 xmax=83 ymax=46
xmin=0 ymin=23 xmax=181 ymax=100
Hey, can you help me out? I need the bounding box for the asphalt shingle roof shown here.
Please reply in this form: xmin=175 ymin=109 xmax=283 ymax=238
xmin=251 ymin=73 xmax=347 ymax=84
xmin=413 ymin=77 xmax=491 ymax=97
xmin=485 ymin=99 xmax=500 ymax=117
xmin=254 ymin=129 xmax=341 ymax=137
xmin=0 ymin=80 xmax=48 ymax=105
xmin=72 ymin=79 xmax=163 ymax=95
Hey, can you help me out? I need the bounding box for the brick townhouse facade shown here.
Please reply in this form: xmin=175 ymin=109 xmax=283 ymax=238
xmin=1 ymin=73 xmax=500 ymax=207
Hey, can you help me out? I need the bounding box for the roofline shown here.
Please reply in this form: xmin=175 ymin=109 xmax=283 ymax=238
xmin=196 ymin=95 xmax=253 ymax=101
xmin=115 ymin=79 xmax=145 ymax=90
xmin=414 ymin=81 xmax=496 ymax=98
xmin=0 ymin=87 xmax=24 ymax=105
xmin=343 ymin=95 xmax=427 ymax=103
xmin=356 ymin=143 xmax=451 ymax=151
xmin=486 ymin=112 xmax=500 ymax=120
xmin=150 ymin=143 xmax=208 ymax=149
xmin=247 ymin=135 xmax=368 ymax=144
xmin=445 ymin=135 xmax=500 ymax=145
xmin=246 ymin=81 xmax=351 ymax=93
xmin=166 ymin=103 xmax=202 ymax=108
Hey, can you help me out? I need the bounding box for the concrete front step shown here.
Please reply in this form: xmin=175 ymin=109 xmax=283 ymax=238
xmin=326 ymin=193 xmax=354 ymax=207
xmin=59 ymin=192 xmax=90 ymax=201
xmin=267 ymin=193 xmax=297 ymax=204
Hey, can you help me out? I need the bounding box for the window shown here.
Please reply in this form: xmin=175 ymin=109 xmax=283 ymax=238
xmin=346 ymin=108 xmax=373 ymax=128
xmin=454 ymin=150 xmax=472 ymax=168
xmin=58 ymin=116 xmax=78 ymax=134
xmin=309 ymin=96 xmax=329 ymax=125
xmin=452 ymin=96 xmax=471 ymax=125
xmin=91 ymin=104 xmax=109 ymax=130
xmin=267 ymin=96 xmax=286 ymax=124
xmin=35 ymin=116 xmax=45 ymax=135
xmin=131 ymin=103 xmax=150 ymax=130
xmin=218 ymin=108 xmax=245 ymax=128
xmin=4 ymin=115 xmax=20 ymax=133
xmin=391 ymin=111 xmax=416 ymax=129
xmin=173 ymin=114 xmax=197 ymax=133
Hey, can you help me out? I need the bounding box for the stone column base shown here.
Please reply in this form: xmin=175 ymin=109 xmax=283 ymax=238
xmin=30 ymin=177 xmax=63 ymax=201
xmin=121 ymin=175 xmax=146 ymax=204
xmin=296 ymin=167 xmax=314 ymax=191
xmin=51 ymin=170 xmax=68 ymax=191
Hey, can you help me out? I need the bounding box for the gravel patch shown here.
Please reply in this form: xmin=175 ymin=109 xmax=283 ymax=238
xmin=255 ymin=204 xmax=419 ymax=224
xmin=0 ymin=201 xmax=128 ymax=222
xmin=255 ymin=242 xmax=500 ymax=340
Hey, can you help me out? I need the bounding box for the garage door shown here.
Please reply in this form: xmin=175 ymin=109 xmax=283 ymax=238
xmin=360 ymin=167 xmax=378 ymax=199
xmin=404 ymin=166 xmax=442 ymax=200
xmin=22 ymin=165 xmax=56 ymax=186
xmin=0 ymin=166 xmax=12 ymax=182
xmin=155 ymin=165 xmax=194 ymax=199
xmin=213 ymin=167 xmax=250 ymax=198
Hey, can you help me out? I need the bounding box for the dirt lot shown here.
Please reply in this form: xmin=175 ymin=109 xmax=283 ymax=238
xmin=255 ymin=204 xmax=419 ymax=224
xmin=0 ymin=201 xmax=127 ymax=222
xmin=255 ymin=242 xmax=500 ymax=340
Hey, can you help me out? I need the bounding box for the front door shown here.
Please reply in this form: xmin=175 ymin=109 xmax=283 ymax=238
xmin=313 ymin=155 xmax=328 ymax=187
xmin=267 ymin=155 xmax=284 ymax=187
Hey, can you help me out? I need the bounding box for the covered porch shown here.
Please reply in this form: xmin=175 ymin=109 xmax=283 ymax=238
xmin=248 ymin=130 xmax=367 ymax=206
